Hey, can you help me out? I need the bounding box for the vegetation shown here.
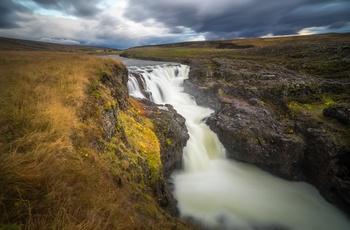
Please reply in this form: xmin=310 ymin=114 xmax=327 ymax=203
xmin=122 ymin=33 xmax=350 ymax=78
xmin=122 ymin=32 xmax=350 ymax=127
xmin=0 ymin=37 xmax=119 ymax=54
xmin=0 ymin=51 xmax=189 ymax=229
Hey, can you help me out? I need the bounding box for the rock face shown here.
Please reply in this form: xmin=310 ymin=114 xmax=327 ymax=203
xmin=131 ymin=98 xmax=189 ymax=215
xmin=149 ymin=102 xmax=189 ymax=215
xmin=184 ymin=57 xmax=350 ymax=215
xmin=323 ymin=102 xmax=350 ymax=125
xmin=138 ymin=99 xmax=189 ymax=178
xmin=99 ymin=65 xmax=189 ymax=216
xmin=206 ymin=98 xmax=306 ymax=180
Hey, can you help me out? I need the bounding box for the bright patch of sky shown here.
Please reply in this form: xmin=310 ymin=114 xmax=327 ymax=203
xmin=299 ymin=23 xmax=350 ymax=35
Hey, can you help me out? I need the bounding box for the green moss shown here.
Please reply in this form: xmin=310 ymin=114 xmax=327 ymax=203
xmin=0 ymin=223 xmax=23 ymax=230
xmin=287 ymin=129 xmax=294 ymax=134
xmin=88 ymin=81 xmax=102 ymax=99
xmin=324 ymin=97 xmax=336 ymax=106
xmin=166 ymin=138 xmax=172 ymax=146
xmin=103 ymin=101 xmax=116 ymax=110
xmin=118 ymin=101 xmax=162 ymax=185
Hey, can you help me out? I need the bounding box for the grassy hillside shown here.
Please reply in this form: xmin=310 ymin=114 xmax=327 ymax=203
xmin=0 ymin=37 xmax=119 ymax=54
xmin=121 ymin=33 xmax=350 ymax=78
xmin=151 ymin=33 xmax=350 ymax=48
xmin=0 ymin=51 xmax=190 ymax=229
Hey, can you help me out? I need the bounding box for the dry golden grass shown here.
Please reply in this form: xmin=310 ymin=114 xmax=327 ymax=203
xmin=0 ymin=51 xmax=190 ymax=230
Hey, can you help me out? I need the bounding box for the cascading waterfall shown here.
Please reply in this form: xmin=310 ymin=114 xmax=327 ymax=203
xmin=126 ymin=63 xmax=350 ymax=230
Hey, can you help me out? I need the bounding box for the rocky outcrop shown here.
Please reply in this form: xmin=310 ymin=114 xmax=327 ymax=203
xmin=127 ymin=98 xmax=189 ymax=215
xmin=206 ymin=98 xmax=306 ymax=180
xmin=136 ymin=99 xmax=189 ymax=178
xmin=323 ymin=102 xmax=350 ymax=125
xmin=97 ymin=65 xmax=189 ymax=216
xmin=184 ymin=57 xmax=350 ymax=215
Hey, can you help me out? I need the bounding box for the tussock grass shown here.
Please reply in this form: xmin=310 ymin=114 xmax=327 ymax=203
xmin=0 ymin=51 xmax=190 ymax=230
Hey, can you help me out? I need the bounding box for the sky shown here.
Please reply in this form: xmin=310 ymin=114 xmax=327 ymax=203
xmin=0 ymin=0 xmax=350 ymax=49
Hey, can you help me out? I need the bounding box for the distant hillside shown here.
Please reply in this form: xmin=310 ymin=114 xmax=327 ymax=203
xmin=121 ymin=32 xmax=350 ymax=78
xmin=139 ymin=33 xmax=350 ymax=49
xmin=0 ymin=37 xmax=119 ymax=53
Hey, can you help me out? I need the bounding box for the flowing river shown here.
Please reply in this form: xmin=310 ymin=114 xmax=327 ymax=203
xmin=113 ymin=56 xmax=350 ymax=230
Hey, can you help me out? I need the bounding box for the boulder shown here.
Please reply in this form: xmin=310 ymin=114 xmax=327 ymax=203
xmin=206 ymin=98 xmax=306 ymax=180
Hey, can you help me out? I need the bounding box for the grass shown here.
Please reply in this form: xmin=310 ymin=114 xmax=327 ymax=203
xmin=122 ymin=33 xmax=350 ymax=78
xmin=0 ymin=51 xmax=190 ymax=229
xmin=149 ymin=33 xmax=350 ymax=48
xmin=0 ymin=37 xmax=119 ymax=53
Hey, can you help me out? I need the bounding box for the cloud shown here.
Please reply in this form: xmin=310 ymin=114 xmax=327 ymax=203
xmin=32 ymin=0 xmax=103 ymax=17
xmin=299 ymin=22 xmax=350 ymax=35
xmin=0 ymin=0 xmax=30 ymax=28
xmin=0 ymin=1 xmax=186 ymax=49
xmin=1 ymin=0 xmax=349 ymax=49
xmin=124 ymin=0 xmax=350 ymax=39
xmin=40 ymin=37 xmax=80 ymax=45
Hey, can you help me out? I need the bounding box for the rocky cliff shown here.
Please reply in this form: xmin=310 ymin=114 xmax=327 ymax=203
xmin=120 ymin=33 xmax=350 ymax=218
xmin=184 ymin=56 xmax=350 ymax=215
xmin=0 ymin=52 xmax=192 ymax=229
xmin=94 ymin=62 xmax=190 ymax=216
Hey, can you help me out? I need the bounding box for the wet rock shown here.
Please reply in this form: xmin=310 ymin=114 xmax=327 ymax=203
xmin=183 ymin=79 xmax=220 ymax=110
xmin=298 ymin=126 xmax=350 ymax=214
xmin=139 ymin=99 xmax=189 ymax=178
xmin=134 ymin=98 xmax=189 ymax=215
xmin=323 ymin=102 xmax=350 ymax=125
xmin=206 ymin=98 xmax=306 ymax=180
xmin=184 ymin=57 xmax=350 ymax=215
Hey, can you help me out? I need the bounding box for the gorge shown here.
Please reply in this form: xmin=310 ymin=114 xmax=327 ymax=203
xmin=0 ymin=35 xmax=349 ymax=229
xmin=120 ymin=56 xmax=350 ymax=230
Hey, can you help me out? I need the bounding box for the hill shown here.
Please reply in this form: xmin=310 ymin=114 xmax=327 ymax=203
xmin=150 ymin=33 xmax=350 ymax=49
xmin=0 ymin=37 xmax=119 ymax=53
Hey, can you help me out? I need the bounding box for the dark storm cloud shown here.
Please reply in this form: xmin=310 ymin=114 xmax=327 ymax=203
xmin=0 ymin=0 xmax=29 ymax=28
xmin=32 ymin=0 xmax=103 ymax=17
xmin=124 ymin=0 xmax=350 ymax=39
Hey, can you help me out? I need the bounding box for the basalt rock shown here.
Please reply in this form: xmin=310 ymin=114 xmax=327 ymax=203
xmin=206 ymin=97 xmax=306 ymax=180
xmin=185 ymin=57 xmax=350 ymax=215
xmin=323 ymin=102 xmax=350 ymax=125
xmin=139 ymin=99 xmax=189 ymax=178
xmin=134 ymin=98 xmax=189 ymax=215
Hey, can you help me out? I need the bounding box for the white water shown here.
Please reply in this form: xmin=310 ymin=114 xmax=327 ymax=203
xmin=127 ymin=64 xmax=350 ymax=230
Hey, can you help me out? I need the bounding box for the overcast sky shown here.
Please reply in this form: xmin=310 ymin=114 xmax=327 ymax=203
xmin=1 ymin=0 xmax=350 ymax=49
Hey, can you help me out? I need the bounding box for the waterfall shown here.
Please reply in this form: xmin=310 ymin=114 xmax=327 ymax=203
xmin=126 ymin=63 xmax=350 ymax=230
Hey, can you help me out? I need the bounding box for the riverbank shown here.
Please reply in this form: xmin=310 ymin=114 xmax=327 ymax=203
xmin=121 ymin=33 xmax=350 ymax=215
xmin=124 ymin=61 xmax=350 ymax=230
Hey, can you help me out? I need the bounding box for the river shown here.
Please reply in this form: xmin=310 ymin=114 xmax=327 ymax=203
xmin=112 ymin=56 xmax=350 ymax=230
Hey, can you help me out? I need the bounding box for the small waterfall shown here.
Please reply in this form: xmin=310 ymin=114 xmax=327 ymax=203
xmin=126 ymin=63 xmax=350 ymax=230
xmin=127 ymin=74 xmax=146 ymax=99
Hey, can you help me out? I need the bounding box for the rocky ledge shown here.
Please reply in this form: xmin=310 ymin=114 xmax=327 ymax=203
xmin=132 ymin=98 xmax=189 ymax=215
xmin=184 ymin=57 xmax=350 ymax=215
xmin=137 ymin=98 xmax=190 ymax=178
